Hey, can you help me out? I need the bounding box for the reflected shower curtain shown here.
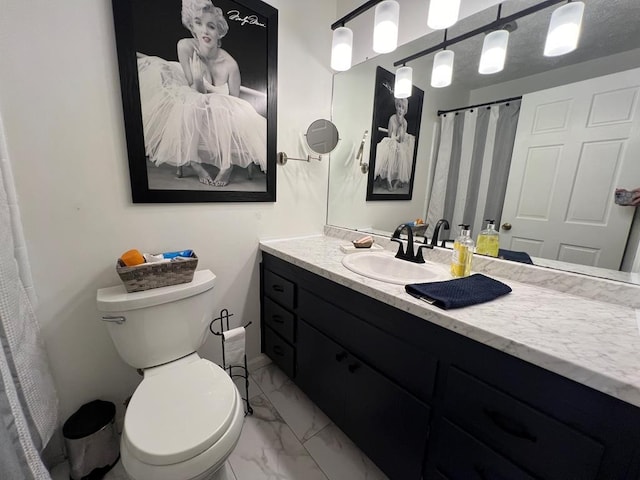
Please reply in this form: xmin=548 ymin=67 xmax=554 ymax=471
xmin=426 ymin=100 xmax=521 ymax=239
xmin=0 ymin=114 xmax=57 ymax=479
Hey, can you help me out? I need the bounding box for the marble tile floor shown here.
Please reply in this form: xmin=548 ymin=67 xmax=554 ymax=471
xmin=50 ymin=360 xmax=388 ymax=480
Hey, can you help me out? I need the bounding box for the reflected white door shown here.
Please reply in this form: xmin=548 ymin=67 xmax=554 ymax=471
xmin=501 ymin=68 xmax=640 ymax=269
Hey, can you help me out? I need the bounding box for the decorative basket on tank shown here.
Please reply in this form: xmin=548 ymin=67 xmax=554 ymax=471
xmin=410 ymin=223 xmax=428 ymax=237
xmin=116 ymin=253 xmax=198 ymax=293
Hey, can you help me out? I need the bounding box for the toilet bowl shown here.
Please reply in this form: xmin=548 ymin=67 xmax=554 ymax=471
xmin=121 ymin=354 xmax=243 ymax=480
xmin=97 ymin=270 xmax=243 ymax=480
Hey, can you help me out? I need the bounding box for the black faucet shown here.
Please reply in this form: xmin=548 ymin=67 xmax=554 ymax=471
xmin=391 ymin=224 xmax=432 ymax=264
xmin=430 ymin=219 xmax=450 ymax=248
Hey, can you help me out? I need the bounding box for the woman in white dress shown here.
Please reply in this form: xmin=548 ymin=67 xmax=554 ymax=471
xmin=374 ymin=97 xmax=415 ymax=191
xmin=137 ymin=0 xmax=266 ymax=186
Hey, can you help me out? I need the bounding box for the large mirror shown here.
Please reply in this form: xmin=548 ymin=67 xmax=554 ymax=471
xmin=328 ymin=0 xmax=640 ymax=284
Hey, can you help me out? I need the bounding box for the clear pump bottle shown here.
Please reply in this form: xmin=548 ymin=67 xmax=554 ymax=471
xmin=451 ymin=224 xmax=474 ymax=278
xmin=476 ymin=220 xmax=500 ymax=257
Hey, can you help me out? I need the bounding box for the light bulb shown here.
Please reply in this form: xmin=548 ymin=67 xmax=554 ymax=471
xmin=544 ymin=1 xmax=585 ymax=57
xmin=394 ymin=66 xmax=412 ymax=98
xmin=427 ymin=0 xmax=461 ymax=30
xmin=431 ymin=50 xmax=454 ymax=88
xmin=373 ymin=1 xmax=400 ymax=54
xmin=331 ymin=27 xmax=353 ymax=71
xmin=479 ymin=30 xmax=509 ymax=75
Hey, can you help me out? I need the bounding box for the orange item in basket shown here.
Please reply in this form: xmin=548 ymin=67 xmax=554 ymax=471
xmin=120 ymin=249 xmax=145 ymax=267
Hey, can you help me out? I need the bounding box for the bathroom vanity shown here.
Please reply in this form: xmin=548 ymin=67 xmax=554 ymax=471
xmin=259 ymin=233 xmax=640 ymax=480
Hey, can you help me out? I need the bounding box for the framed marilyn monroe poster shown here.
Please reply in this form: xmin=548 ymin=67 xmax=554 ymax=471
xmin=366 ymin=66 xmax=423 ymax=201
xmin=112 ymin=0 xmax=277 ymax=202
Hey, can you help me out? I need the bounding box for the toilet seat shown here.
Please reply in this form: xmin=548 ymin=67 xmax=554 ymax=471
xmin=124 ymin=356 xmax=237 ymax=466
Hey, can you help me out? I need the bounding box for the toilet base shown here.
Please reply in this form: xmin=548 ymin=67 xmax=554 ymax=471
xmin=194 ymin=461 xmax=234 ymax=480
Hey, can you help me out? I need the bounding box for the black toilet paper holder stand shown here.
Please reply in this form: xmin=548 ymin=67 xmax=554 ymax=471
xmin=209 ymin=309 xmax=253 ymax=416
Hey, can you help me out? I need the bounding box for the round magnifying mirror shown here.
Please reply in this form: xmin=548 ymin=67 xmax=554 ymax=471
xmin=306 ymin=119 xmax=339 ymax=155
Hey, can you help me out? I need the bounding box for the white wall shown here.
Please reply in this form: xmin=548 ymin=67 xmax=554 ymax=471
xmin=0 ymin=0 xmax=336 ymax=427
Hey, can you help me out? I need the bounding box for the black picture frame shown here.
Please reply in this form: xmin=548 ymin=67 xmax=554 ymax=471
xmin=112 ymin=0 xmax=277 ymax=203
xmin=366 ymin=66 xmax=424 ymax=201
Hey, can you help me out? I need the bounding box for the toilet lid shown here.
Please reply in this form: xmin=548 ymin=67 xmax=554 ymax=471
xmin=124 ymin=359 xmax=237 ymax=466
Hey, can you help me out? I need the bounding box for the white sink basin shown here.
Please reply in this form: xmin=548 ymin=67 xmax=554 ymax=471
xmin=341 ymin=251 xmax=450 ymax=285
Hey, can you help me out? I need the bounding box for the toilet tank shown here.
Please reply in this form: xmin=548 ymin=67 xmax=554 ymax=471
xmin=96 ymin=270 xmax=216 ymax=369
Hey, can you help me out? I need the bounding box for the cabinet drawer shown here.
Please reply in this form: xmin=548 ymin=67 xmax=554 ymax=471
xmin=443 ymin=367 xmax=604 ymax=480
xmin=263 ymin=296 xmax=295 ymax=343
xmin=299 ymin=289 xmax=438 ymax=403
xmin=264 ymin=327 xmax=295 ymax=379
xmin=263 ymin=269 xmax=296 ymax=309
xmin=433 ymin=419 xmax=536 ymax=480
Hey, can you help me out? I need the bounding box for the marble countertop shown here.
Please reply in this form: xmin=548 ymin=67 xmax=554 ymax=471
xmin=260 ymin=233 xmax=640 ymax=408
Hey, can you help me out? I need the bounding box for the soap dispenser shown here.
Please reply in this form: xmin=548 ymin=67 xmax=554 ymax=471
xmin=476 ymin=220 xmax=500 ymax=257
xmin=451 ymin=224 xmax=474 ymax=278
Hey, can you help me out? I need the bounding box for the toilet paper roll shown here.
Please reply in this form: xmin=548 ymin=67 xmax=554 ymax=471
xmin=222 ymin=327 xmax=246 ymax=367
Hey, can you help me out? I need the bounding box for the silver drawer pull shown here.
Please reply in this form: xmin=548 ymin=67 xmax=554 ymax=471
xmin=101 ymin=315 xmax=126 ymax=325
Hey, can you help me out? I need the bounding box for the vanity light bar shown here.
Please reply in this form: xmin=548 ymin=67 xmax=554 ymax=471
xmin=544 ymin=1 xmax=585 ymax=56
xmin=394 ymin=66 xmax=413 ymax=98
xmin=373 ymin=1 xmax=400 ymax=54
xmin=330 ymin=0 xmax=399 ymax=72
xmin=428 ymin=0 xmax=461 ymax=30
xmin=331 ymin=26 xmax=354 ymax=71
xmin=393 ymin=0 xmax=567 ymax=67
xmin=431 ymin=50 xmax=455 ymax=88
xmin=479 ymin=29 xmax=510 ymax=75
xmin=330 ymin=0 xmax=387 ymax=31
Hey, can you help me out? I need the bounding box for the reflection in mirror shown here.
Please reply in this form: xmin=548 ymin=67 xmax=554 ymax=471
xmin=307 ymin=119 xmax=340 ymax=154
xmin=328 ymin=0 xmax=640 ymax=284
xmin=357 ymin=130 xmax=369 ymax=174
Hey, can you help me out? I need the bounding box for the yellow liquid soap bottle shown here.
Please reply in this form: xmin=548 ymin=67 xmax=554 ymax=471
xmin=476 ymin=219 xmax=500 ymax=257
xmin=451 ymin=224 xmax=474 ymax=278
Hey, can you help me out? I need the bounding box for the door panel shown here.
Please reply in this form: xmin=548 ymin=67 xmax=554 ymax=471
xmin=298 ymin=319 xmax=431 ymax=480
xmin=296 ymin=320 xmax=346 ymax=424
xmin=567 ymin=140 xmax=625 ymax=223
xmin=345 ymin=358 xmax=431 ymax=480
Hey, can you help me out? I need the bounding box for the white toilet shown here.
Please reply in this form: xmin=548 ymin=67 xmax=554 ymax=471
xmin=96 ymin=270 xmax=243 ymax=480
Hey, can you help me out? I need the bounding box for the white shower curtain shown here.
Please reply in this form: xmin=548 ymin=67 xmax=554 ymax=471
xmin=0 ymin=114 xmax=57 ymax=479
xmin=426 ymin=100 xmax=521 ymax=239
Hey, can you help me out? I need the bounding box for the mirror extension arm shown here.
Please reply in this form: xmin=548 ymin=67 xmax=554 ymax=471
xmin=276 ymin=152 xmax=321 ymax=166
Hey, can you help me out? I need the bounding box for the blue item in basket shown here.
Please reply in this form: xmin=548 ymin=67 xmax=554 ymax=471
xmin=405 ymin=274 xmax=512 ymax=309
xmin=162 ymin=249 xmax=193 ymax=259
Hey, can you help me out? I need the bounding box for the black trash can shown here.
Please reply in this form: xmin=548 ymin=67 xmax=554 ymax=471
xmin=62 ymin=400 xmax=120 ymax=480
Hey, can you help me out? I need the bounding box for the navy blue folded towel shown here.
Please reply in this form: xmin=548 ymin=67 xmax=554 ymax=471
xmin=498 ymin=248 xmax=533 ymax=265
xmin=405 ymin=274 xmax=512 ymax=309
